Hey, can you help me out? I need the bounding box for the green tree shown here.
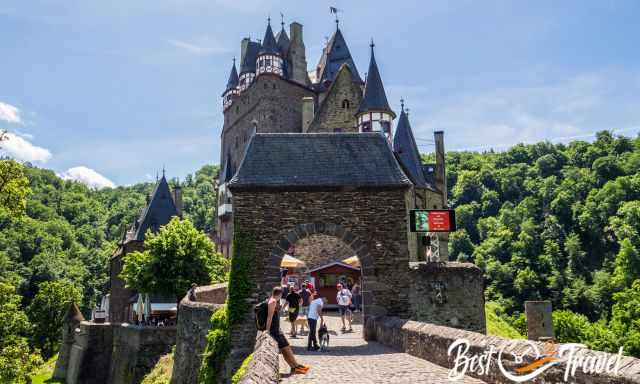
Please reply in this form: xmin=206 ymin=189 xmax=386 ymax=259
xmin=449 ymin=229 xmax=475 ymax=262
xmin=0 ymin=283 xmax=42 ymax=383
xmin=120 ymin=217 xmax=227 ymax=303
xmin=612 ymin=239 xmax=640 ymax=288
xmin=27 ymin=280 xmax=82 ymax=358
xmin=609 ymin=280 xmax=640 ymax=357
xmin=0 ymin=160 xmax=31 ymax=217
xmin=452 ymin=170 xmax=484 ymax=205
xmin=552 ymin=310 xmax=590 ymax=343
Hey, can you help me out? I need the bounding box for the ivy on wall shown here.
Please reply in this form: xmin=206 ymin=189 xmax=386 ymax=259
xmin=199 ymin=231 xmax=256 ymax=383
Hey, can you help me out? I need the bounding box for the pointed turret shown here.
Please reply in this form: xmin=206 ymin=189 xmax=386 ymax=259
xmin=256 ymin=18 xmax=284 ymax=77
xmin=131 ymin=174 xmax=179 ymax=241
xmin=356 ymin=40 xmax=395 ymax=143
xmin=315 ymin=27 xmax=361 ymax=85
xmin=276 ymin=22 xmax=290 ymax=54
xmin=222 ymin=58 xmax=240 ymax=110
xmin=357 ymin=41 xmax=394 ymax=116
xmin=238 ymin=39 xmax=260 ymax=91
xmin=226 ymin=59 xmax=239 ymax=90
xmin=259 ymin=18 xmax=278 ymax=54
xmin=393 ymin=101 xmax=427 ymax=187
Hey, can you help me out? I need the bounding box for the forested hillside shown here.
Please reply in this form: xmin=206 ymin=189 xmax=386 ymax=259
xmin=440 ymin=130 xmax=640 ymax=355
xmin=0 ymin=161 xmax=217 ymax=381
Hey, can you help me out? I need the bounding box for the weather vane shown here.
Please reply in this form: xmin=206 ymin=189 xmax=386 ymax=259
xmin=330 ymin=6 xmax=341 ymax=28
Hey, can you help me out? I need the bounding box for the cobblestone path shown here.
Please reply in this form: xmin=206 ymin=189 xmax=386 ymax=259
xmin=279 ymin=313 xmax=485 ymax=383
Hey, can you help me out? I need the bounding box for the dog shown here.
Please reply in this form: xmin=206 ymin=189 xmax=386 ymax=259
xmin=293 ymin=316 xmax=308 ymax=333
xmin=318 ymin=323 xmax=330 ymax=351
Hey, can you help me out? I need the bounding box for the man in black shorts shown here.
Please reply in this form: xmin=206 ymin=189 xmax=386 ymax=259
xmin=266 ymin=286 xmax=309 ymax=375
xmin=285 ymin=284 xmax=301 ymax=337
xmin=336 ymin=283 xmax=353 ymax=332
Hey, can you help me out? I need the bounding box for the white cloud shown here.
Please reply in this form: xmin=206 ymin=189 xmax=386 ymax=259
xmin=0 ymin=132 xmax=51 ymax=162
xmin=168 ymin=38 xmax=229 ymax=55
xmin=0 ymin=101 xmax=21 ymax=124
xmin=58 ymin=166 xmax=116 ymax=189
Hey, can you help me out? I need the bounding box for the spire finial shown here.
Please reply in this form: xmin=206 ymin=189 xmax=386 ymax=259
xmin=280 ymin=12 xmax=285 ymax=29
xmin=400 ymin=98 xmax=405 ymax=112
xmin=330 ymin=6 xmax=340 ymax=29
xmin=406 ymin=108 xmax=410 ymax=117
xmin=370 ymin=38 xmax=375 ymax=50
xmin=162 ymin=165 xmax=165 ymax=178
xmin=267 ymin=15 xmax=271 ymax=25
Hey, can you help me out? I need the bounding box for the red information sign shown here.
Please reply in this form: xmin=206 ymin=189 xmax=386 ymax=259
xmin=428 ymin=211 xmax=451 ymax=231
xmin=410 ymin=209 xmax=456 ymax=232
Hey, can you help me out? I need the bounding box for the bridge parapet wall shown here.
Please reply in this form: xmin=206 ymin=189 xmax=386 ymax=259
xmin=237 ymin=332 xmax=280 ymax=384
xmin=366 ymin=316 xmax=640 ymax=384
xmin=171 ymin=283 xmax=227 ymax=384
xmin=408 ymin=261 xmax=486 ymax=333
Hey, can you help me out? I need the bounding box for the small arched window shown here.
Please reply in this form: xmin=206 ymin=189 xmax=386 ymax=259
xmin=342 ymin=99 xmax=350 ymax=109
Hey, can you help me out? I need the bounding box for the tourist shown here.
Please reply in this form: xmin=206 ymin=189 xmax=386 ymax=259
xmin=352 ymin=283 xmax=362 ymax=312
xmin=298 ymin=282 xmax=311 ymax=334
xmin=336 ymin=283 xmax=353 ymax=332
xmin=265 ymin=286 xmax=310 ymax=375
xmin=307 ymin=292 xmax=326 ymax=352
xmin=285 ymin=284 xmax=302 ymax=337
xmin=187 ymin=283 xmax=197 ymax=301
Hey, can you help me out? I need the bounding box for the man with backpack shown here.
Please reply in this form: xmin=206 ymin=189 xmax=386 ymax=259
xmin=256 ymin=286 xmax=309 ymax=375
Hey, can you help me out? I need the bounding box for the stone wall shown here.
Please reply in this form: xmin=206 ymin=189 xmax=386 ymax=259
xmin=222 ymin=75 xmax=314 ymax=169
xmin=228 ymin=188 xmax=412 ymax=373
xmin=293 ymin=234 xmax=355 ymax=269
xmin=66 ymin=322 xmax=114 ymax=384
xmin=366 ymin=316 xmax=640 ymax=384
xmin=408 ymin=262 xmax=486 ymax=333
xmin=63 ymin=322 xmax=176 ymax=384
xmin=171 ymin=284 xmax=227 ymax=384
xmin=109 ymin=325 xmax=176 ymax=384
xmin=308 ymin=64 xmax=362 ymax=133
xmin=109 ymin=240 xmax=143 ymax=323
xmin=237 ymin=332 xmax=279 ymax=384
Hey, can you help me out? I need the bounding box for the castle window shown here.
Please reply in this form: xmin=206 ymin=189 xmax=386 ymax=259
xmin=341 ymin=99 xmax=350 ymax=109
xmin=273 ymin=83 xmax=276 ymax=89
xmin=334 ymin=128 xmax=343 ymax=133
xmin=264 ymin=83 xmax=268 ymax=89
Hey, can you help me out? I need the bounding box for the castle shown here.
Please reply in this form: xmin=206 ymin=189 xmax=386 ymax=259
xmin=216 ymin=18 xmax=449 ymax=261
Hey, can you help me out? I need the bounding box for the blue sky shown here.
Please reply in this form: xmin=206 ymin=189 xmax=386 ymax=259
xmin=1 ymin=1 xmax=640 ymax=186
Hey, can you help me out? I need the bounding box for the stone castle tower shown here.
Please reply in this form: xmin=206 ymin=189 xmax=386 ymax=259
xmin=216 ymin=18 xmax=447 ymax=259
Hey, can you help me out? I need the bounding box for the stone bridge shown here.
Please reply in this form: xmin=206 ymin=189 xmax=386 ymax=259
xmin=237 ymin=313 xmax=640 ymax=384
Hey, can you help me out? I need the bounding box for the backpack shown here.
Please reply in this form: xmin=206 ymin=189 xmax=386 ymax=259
xmin=254 ymin=299 xmax=269 ymax=331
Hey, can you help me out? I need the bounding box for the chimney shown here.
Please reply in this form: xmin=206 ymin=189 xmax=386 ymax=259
xmin=240 ymin=37 xmax=250 ymax=69
xmin=173 ymin=186 xmax=183 ymax=217
xmin=302 ymin=97 xmax=314 ymax=132
xmin=288 ymin=22 xmax=310 ymax=85
xmin=434 ymin=131 xmax=447 ymax=207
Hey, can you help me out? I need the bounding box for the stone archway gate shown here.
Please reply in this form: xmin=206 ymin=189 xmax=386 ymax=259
xmin=224 ymin=133 xmax=416 ymax=371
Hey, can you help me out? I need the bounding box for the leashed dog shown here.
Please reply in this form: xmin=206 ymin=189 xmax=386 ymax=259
xmin=318 ymin=323 xmax=330 ymax=351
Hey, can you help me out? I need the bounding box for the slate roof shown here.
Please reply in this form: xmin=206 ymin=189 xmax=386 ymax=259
xmin=393 ymin=107 xmax=428 ymax=188
xmin=225 ymin=59 xmax=239 ymax=91
xmin=228 ymin=133 xmax=412 ymax=191
xmin=357 ymin=43 xmax=394 ymax=117
xmin=315 ymin=28 xmax=362 ymax=85
xmin=240 ymin=41 xmax=260 ymax=74
xmin=276 ymin=26 xmax=290 ymax=54
xmin=129 ymin=175 xmax=178 ymax=242
xmin=259 ymin=20 xmax=279 ymax=55
xmin=219 ymin=152 xmax=236 ymax=184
